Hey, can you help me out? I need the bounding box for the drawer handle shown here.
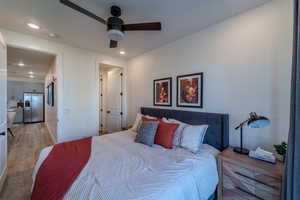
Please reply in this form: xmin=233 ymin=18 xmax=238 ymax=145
xmin=235 ymin=171 xmax=279 ymax=190
xmin=0 ymin=132 xmax=5 ymax=136
xmin=235 ymin=186 xmax=265 ymax=200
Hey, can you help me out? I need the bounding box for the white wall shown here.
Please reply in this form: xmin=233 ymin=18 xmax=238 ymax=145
xmin=127 ymin=0 xmax=293 ymax=151
xmin=0 ymin=28 xmax=127 ymax=143
xmin=45 ymin=57 xmax=58 ymax=142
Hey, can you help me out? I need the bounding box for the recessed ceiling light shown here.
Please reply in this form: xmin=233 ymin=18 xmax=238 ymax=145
xmin=120 ymin=51 xmax=126 ymax=55
xmin=48 ymin=33 xmax=57 ymax=38
xmin=28 ymin=71 xmax=34 ymax=75
xmin=27 ymin=23 xmax=40 ymax=30
xmin=29 ymin=75 xmax=35 ymax=79
xmin=18 ymin=61 xmax=25 ymax=67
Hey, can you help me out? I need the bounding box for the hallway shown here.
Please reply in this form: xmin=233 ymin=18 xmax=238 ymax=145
xmin=0 ymin=123 xmax=53 ymax=200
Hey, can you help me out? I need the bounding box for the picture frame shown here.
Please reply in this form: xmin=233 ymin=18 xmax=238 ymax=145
xmin=177 ymin=73 xmax=203 ymax=108
xmin=47 ymin=82 xmax=54 ymax=107
xmin=153 ymin=77 xmax=172 ymax=106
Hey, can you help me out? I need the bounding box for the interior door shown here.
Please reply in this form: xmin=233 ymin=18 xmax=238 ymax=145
xmin=0 ymin=32 xmax=7 ymax=191
xmin=106 ymin=69 xmax=122 ymax=132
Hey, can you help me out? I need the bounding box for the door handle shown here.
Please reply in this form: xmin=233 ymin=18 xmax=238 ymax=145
xmin=107 ymin=111 xmax=111 ymax=114
xmin=0 ymin=132 xmax=5 ymax=136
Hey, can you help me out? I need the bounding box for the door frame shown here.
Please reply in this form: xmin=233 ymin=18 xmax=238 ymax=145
xmin=0 ymin=32 xmax=7 ymax=193
xmin=5 ymin=43 xmax=62 ymax=142
xmin=98 ymin=64 xmax=127 ymax=134
xmin=23 ymin=92 xmax=45 ymax=124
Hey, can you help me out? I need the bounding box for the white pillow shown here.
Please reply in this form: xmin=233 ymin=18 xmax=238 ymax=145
xmin=167 ymin=118 xmax=188 ymax=147
xmin=145 ymin=115 xmax=157 ymax=119
xmin=180 ymin=125 xmax=209 ymax=153
xmin=131 ymin=113 xmax=143 ymax=132
xmin=162 ymin=117 xmax=169 ymax=122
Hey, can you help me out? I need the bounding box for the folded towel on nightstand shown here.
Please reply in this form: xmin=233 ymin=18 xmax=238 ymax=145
xmin=249 ymin=147 xmax=276 ymax=164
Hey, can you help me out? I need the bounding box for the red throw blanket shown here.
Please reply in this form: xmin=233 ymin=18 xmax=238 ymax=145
xmin=32 ymin=137 xmax=92 ymax=200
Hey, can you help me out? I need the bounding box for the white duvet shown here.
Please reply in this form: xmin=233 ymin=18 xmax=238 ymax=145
xmin=33 ymin=130 xmax=219 ymax=200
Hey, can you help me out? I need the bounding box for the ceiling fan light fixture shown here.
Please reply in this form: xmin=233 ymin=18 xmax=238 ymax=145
xmin=48 ymin=33 xmax=57 ymax=38
xmin=59 ymin=1 xmax=162 ymax=48
xmin=107 ymin=29 xmax=124 ymax=41
xmin=18 ymin=61 xmax=25 ymax=67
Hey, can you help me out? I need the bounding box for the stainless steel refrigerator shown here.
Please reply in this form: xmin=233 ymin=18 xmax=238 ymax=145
xmin=23 ymin=93 xmax=44 ymax=123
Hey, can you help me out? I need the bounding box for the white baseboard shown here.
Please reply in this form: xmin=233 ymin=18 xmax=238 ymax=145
xmin=0 ymin=166 xmax=7 ymax=193
xmin=45 ymin=123 xmax=56 ymax=144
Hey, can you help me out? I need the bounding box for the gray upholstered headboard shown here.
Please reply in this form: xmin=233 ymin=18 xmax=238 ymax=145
xmin=141 ymin=107 xmax=229 ymax=151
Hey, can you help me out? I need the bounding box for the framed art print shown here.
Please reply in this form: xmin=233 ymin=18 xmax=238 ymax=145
xmin=177 ymin=73 xmax=203 ymax=108
xmin=47 ymin=82 xmax=54 ymax=107
xmin=153 ymin=77 xmax=172 ymax=106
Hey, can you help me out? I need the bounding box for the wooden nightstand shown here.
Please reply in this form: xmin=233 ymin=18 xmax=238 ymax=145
xmin=217 ymin=147 xmax=283 ymax=200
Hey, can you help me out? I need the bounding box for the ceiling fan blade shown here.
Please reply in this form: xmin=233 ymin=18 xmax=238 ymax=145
xmin=110 ymin=40 xmax=118 ymax=48
xmin=60 ymin=0 xmax=106 ymax=25
xmin=123 ymin=22 xmax=161 ymax=31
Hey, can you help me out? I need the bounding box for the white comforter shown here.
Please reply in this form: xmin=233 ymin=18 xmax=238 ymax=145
xmin=33 ymin=130 xmax=219 ymax=200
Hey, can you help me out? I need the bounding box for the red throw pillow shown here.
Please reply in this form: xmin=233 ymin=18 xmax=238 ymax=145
xmin=155 ymin=119 xmax=179 ymax=149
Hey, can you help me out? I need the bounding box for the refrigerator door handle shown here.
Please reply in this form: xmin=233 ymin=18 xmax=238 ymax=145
xmin=25 ymin=100 xmax=31 ymax=108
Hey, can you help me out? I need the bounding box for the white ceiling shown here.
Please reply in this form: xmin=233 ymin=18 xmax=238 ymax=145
xmin=0 ymin=0 xmax=271 ymax=59
xmin=7 ymin=46 xmax=55 ymax=81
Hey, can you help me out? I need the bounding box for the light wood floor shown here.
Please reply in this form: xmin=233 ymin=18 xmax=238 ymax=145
xmin=0 ymin=123 xmax=53 ymax=200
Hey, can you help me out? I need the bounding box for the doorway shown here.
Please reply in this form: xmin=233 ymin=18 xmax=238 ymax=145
xmin=6 ymin=45 xmax=58 ymax=140
xmin=6 ymin=46 xmax=56 ymax=127
xmin=99 ymin=65 xmax=124 ymax=134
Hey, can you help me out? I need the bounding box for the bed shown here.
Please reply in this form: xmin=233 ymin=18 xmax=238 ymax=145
xmin=33 ymin=107 xmax=229 ymax=200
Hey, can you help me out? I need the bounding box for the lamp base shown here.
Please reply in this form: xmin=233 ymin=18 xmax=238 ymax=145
xmin=233 ymin=147 xmax=249 ymax=155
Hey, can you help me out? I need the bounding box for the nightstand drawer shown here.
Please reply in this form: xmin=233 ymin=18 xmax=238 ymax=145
xmin=223 ymin=187 xmax=280 ymax=200
xmin=223 ymin=174 xmax=280 ymax=200
xmin=218 ymin=148 xmax=283 ymax=200
xmin=253 ymin=173 xmax=281 ymax=191
xmin=223 ymin=160 xmax=254 ymax=179
xmin=223 ymin=160 xmax=281 ymax=195
xmin=223 ymin=187 xmax=262 ymax=200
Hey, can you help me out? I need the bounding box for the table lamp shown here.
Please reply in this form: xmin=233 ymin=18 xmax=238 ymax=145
xmin=234 ymin=112 xmax=270 ymax=155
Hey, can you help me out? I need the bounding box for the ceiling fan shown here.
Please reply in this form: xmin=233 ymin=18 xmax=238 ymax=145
xmin=60 ymin=0 xmax=162 ymax=48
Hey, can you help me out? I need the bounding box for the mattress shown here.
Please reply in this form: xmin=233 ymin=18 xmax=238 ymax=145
xmin=33 ymin=130 xmax=219 ymax=200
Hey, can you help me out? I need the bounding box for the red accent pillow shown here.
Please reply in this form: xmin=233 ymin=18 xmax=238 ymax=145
xmin=142 ymin=116 xmax=159 ymax=122
xmin=155 ymin=119 xmax=179 ymax=149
